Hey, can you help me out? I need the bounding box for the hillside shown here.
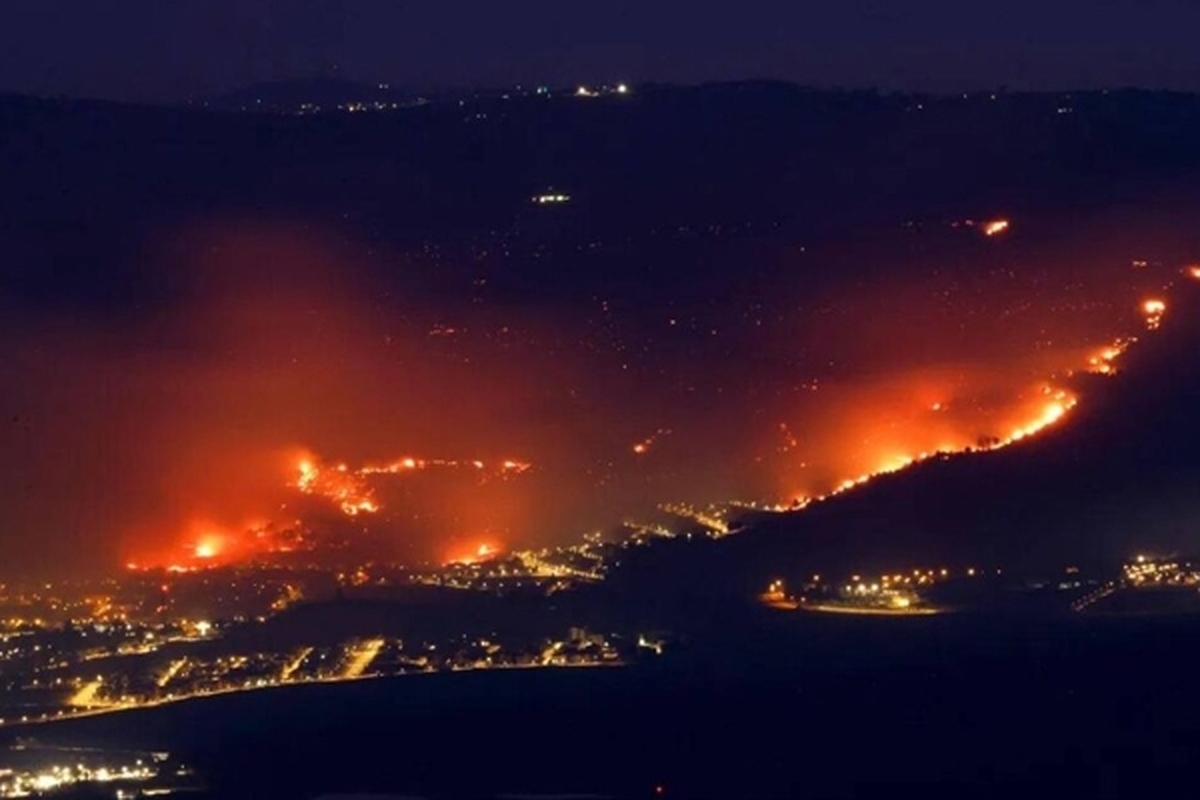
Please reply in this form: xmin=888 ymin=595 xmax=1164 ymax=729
xmin=608 ymin=279 xmax=1200 ymax=598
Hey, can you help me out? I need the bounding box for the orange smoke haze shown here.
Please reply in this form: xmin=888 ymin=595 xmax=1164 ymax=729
xmin=0 ymin=210 xmax=1189 ymax=576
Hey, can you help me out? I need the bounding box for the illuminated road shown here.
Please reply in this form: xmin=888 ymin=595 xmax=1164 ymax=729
xmin=1072 ymin=584 xmax=1118 ymax=612
xmin=0 ymin=661 xmax=622 ymax=730
xmin=340 ymin=639 xmax=384 ymax=680
xmin=514 ymin=551 xmax=602 ymax=581
xmin=279 ymin=647 xmax=314 ymax=682
xmin=156 ymin=658 xmax=188 ymax=689
xmin=66 ymin=678 xmax=106 ymax=708
xmin=798 ymin=603 xmax=942 ymax=616
xmin=660 ymin=503 xmax=731 ymax=536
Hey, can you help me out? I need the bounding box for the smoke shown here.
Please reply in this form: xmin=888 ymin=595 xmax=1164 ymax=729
xmin=0 ymin=207 xmax=1186 ymax=577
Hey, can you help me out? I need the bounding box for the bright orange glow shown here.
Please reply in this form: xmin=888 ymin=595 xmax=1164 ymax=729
xmin=291 ymin=454 xmax=379 ymax=517
xmin=63 ymin=218 xmax=1178 ymax=576
xmin=778 ymin=382 xmax=1080 ymax=512
xmin=982 ymin=219 xmax=1010 ymax=236
xmin=193 ymin=541 xmax=218 ymax=559
xmin=1187 ymin=265 xmax=1200 ymax=280
xmin=1142 ymin=299 xmax=1166 ymax=330
xmin=296 ymin=452 xmax=533 ymax=518
xmin=446 ymin=541 xmax=500 ymax=565
xmin=1087 ymin=340 xmax=1130 ymax=375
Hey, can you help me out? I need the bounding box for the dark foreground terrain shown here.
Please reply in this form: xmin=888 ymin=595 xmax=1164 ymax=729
xmin=9 ymin=610 xmax=1200 ymax=799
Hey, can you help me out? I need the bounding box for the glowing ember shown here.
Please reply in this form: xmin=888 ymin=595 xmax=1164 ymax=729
xmin=292 ymin=457 xmax=379 ymax=517
xmin=982 ymin=219 xmax=1010 ymax=237
xmin=293 ymin=452 xmax=532 ymax=518
xmin=358 ymin=456 xmax=531 ymax=477
xmin=632 ymin=428 xmax=672 ymax=455
xmin=1087 ymin=339 xmax=1133 ymax=375
xmin=1142 ymin=299 xmax=1166 ymax=330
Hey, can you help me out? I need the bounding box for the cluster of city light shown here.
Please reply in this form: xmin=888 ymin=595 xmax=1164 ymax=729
xmin=1187 ymin=265 xmax=1200 ymax=280
xmin=532 ymin=193 xmax=571 ymax=204
xmin=659 ymin=503 xmax=732 ymax=536
xmin=756 ymin=565 xmax=993 ymax=616
xmin=1123 ymin=554 xmax=1200 ymax=587
xmin=839 ymin=565 xmax=981 ymax=596
xmin=1076 ymin=555 xmax=1200 ymax=612
xmin=575 ymin=83 xmax=629 ymax=98
xmin=511 ymin=549 xmax=604 ymax=581
xmin=0 ymin=757 xmax=162 ymax=799
xmin=1 ymin=625 xmax=634 ymax=730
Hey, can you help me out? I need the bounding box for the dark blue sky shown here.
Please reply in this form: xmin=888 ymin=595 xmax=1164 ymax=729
xmin=2 ymin=0 xmax=1199 ymax=101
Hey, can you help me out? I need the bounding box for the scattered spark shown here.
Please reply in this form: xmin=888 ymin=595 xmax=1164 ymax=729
xmin=632 ymin=428 xmax=672 ymax=455
xmin=294 ymin=452 xmax=532 ymax=517
xmin=1087 ymin=339 xmax=1133 ymax=375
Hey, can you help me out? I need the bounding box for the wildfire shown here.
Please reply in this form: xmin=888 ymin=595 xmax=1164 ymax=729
xmin=293 ymin=452 xmax=532 ymax=517
xmin=447 ymin=542 xmax=500 ymax=565
xmin=982 ymin=219 xmax=1010 ymax=237
xmin=193 ymin=541 xmax=219 ymax=559
xmin=293 ymin=457 xmax=379 ymax=517
xmin=1142 ymin=299 xmax=1166 ymax=330
xmin=781 ymin=385 xmax=1080 ymax=514
xmin=1086 ymin=339 xmax=1133 ymax=375
xmin=358 ymin=456 xmax=530 ymax=476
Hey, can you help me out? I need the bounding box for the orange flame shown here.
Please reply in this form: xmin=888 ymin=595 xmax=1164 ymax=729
xmin=982 ymin=219 xmax=1010 ymax=237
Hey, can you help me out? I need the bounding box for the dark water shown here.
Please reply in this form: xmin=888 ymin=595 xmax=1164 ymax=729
xmin=9 ymin=612 xmax=1200 ymax=799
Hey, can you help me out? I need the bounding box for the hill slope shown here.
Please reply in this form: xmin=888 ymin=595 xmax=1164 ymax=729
xmin=607 ymin=280 xmax=1200 ymax=599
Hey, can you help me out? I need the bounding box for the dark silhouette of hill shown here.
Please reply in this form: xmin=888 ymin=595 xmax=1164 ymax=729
xmin=607 ymin=280 xmax=1200 ymax=599
xmin=197 ymin=77 xmax=426 ymax=112
xmin=5 ymin=84 xmax=1200 ymax=321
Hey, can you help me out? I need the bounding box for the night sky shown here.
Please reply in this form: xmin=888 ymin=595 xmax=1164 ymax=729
xmin=2 ymin=0 xmax=1200 ymax=101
